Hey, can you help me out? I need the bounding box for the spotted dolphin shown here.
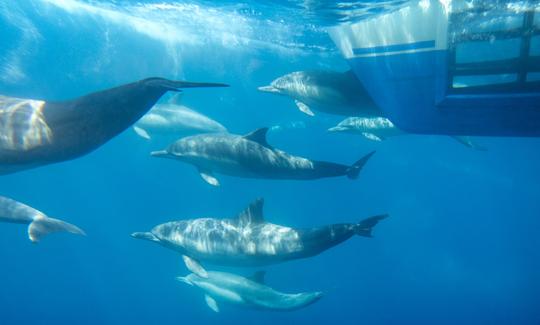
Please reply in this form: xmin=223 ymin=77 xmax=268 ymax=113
xmin=258 ymin=70 xmax=380 ymax=116
xmin=131 ymin=198 xmax=387 ymax=267
xmin=0 ymin=196 xmax=85 ymax=243
xmin=150 ymin=127 xmax=375 ymax=186
xmin=177 ymin=256 xmax=323 ymax=312
xmin=0 ymin=78 xmax=228 ymax=175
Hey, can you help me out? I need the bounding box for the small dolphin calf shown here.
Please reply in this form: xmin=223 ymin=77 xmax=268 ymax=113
xmin=0 ymin=78 xmax=227 ymax=175
xmin=132 ymin=198 xmax=387 ymax=267
xmin=0 ymin=196 xmax=85 ymax=243
xmin=329 ymin=116 xmax=486 ymax=150
xmin=177 ymin=255 xmax=322 ymax=312
xmin=150 ymin=127 xmax=375 ymax=186
xmin=258 ymin=70 xmax=380 ymax=116
xmin=133 ymin=95 xmax=227 ymax=140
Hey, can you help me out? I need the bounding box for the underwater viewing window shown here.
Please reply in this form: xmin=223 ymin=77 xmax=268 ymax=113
xmin=447 ymin=8 xmax=540 ymax=94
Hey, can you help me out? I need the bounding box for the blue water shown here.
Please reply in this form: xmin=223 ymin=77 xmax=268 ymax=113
xmin=1 ymin=1 xmax=540 ymax=324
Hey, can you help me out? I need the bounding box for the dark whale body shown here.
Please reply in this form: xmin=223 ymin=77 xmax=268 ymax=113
xmin=0 ymin=78 xmax=227 ymax=174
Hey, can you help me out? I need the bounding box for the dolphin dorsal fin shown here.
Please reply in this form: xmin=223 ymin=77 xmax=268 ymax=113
xmin=248 ymin=271 xmax=266 ymax=284
xmin=243 ymin=128 xmax=272 ymax=148
xmin=237 ymin=198 xmax=265 ymax=225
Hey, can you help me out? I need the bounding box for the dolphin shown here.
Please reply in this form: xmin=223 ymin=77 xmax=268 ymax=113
xmin=329 ymin=116 xmax=487 ymax=150
xmin=131 ymin=198 xmax=387 ymax=267
xmin=150 ymin=127 xmax=375 ymax=186
xmin=177 ymin=255 xmax=323 ymax=312
xmin=0 ymin=196 xmax=85 ymax=243
xmin=0 ymin=78 xmax=228 ymax=175
xmin=258 ymin=70 xmax=381 ymax=117
xmin=133 ymin=94 xmax=227 ymax=140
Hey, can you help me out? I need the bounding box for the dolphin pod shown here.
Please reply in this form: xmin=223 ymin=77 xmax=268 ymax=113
xmin=0 ymin=78 xmax=228 ymax=175
xmin=177 ymin=255 xmax=323 ymax=312
xmin=151 ymin=127 xmax=376 ymax=186
xmin=131 ymin=198 xmax=388 ymax=267
xmin=0 ymin=196 xmax=85 ymax=243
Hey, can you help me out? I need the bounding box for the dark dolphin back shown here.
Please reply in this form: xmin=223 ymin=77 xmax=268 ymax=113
xmin=41 ymin=78 xmax=227 ymax=162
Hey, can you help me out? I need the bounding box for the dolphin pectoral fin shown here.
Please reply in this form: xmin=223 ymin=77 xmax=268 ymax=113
xmin=198 ymin=169 xmax=220 ymax=186
xmin=133 ymin=126 xmax=151 ymax=140
xmin=182 ymin=255 xmax=208 ymax=278
xmin=205 ymin=295 xmax=220 ymax=313
xmin=28 ymin=216 xmax=86 ymax=243
xmin=361 ymin=132 xmax=384 ymax=142
xmin=294 ymin=100 xmax=315 ymax=116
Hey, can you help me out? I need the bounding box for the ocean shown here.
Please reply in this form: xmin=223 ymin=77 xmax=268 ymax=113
xmin=1 ymin=0 xmax=540 ymax=324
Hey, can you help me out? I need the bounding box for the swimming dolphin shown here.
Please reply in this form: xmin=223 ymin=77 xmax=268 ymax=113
xmin=131 ymin=198 xmax=387 ymax=267
xmin=133 ymin=94 xmax=227 ymax=140
xmin=0 ymin=78 xmax=228 ymax=175
xmin=258 ymin=70 xmax=380 ymax=116
xmin=177 ymin=256 xmax=322 ymax=312
xmin=0 ymin=196 xmax=85 ymax=243
xmin=329 ymin=116 xmax=487 ymax=150
xmin=150 ymin=127 xmax=375 ymax=186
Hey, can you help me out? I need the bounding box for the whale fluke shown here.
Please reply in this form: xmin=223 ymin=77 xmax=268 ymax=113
xmin=354 ymin=214 xmax=389 ymax=238
xmin=347 ymin=150 xmax=376 ymax=179
xmin=28 ymin=216 xmax=86 ymax=243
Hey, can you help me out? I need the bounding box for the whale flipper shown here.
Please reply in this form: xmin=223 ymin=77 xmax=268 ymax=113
xmin=346 ymin=151 xmax=376 ymax=180
xmin=182 ymin=255 xmax=208 ymax=278
xmin=295 ymin=100 xmax=315 ymax=116
xmin=133 ymin=126 xmax=151 ymax=140
xmin=27 ymin=216 xmax=86 ymax=243
xmin=361 ymin=132 xmax=384 ymax=142
xmin=354 ymin=214 xmax=389 ymax=237
xmin=205 ymin=294 xmax=220 ymax=313
xmin=198 ymin=168 xmax=220 ymax=186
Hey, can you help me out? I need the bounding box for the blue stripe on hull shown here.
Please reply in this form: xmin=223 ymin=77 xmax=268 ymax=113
xmin=353 ymin=40 xmax=436 ymax=56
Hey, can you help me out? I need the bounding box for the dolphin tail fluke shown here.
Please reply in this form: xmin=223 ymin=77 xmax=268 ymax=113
xmin=347 ymin=150 xmax=376 ymax=179
xmin=27 ymin=216 xmax=86 ymax=243
xmin=144 ymin=78 xmax=229 ymax=92
xmin=354 ymin=214 xmax=389 ymax=237
xmin=131 ymin=232 xmax=159 ymax=242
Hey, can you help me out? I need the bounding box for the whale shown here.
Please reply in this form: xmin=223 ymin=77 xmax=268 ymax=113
xmin=133 ymin=94 xmax=227 ymax=140
xmin=176 ymin=255 xmax=322 ymax=312
xmin=0 ymin=78 xmax=228 ymax=175
xmin=131 ymin=198 xmax=387 ymax=267
xmin=257 ymin=70 xmax=381 ymax=117
xmin=329 ymin=116 xmax=487 ymax=150
xmin=0 ymin=195 xmax=85 ymax=243
xmin=150 ymin=127 xmax=375 ymax=186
